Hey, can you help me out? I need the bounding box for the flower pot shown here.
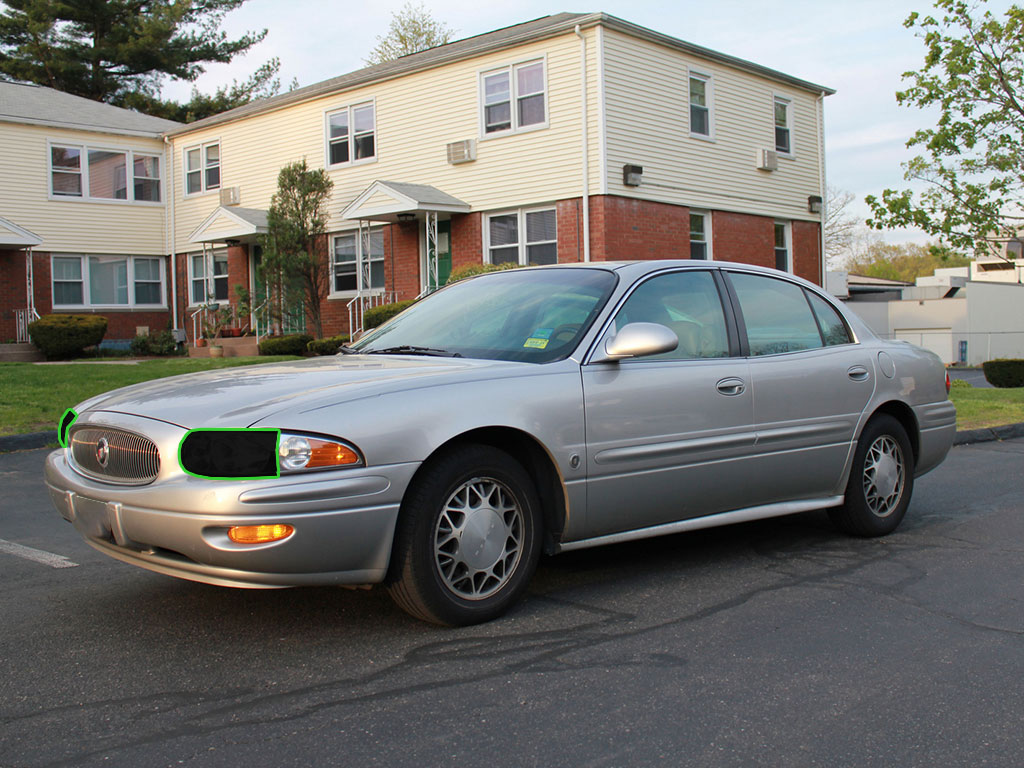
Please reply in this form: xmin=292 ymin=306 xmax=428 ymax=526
xmin=196 ymin=338 xmax=207 ymax=348
xmin=208 ymin=345 xmax=224 ymax=358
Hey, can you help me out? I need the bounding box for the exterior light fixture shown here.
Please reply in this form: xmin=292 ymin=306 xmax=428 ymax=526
xmin=808 ymin=195 xmax=823 ymax=214
xmin=623 ymin=164 xmax=643 ymax=187
xmin=397 ymin=213 xmax=416 ymax=223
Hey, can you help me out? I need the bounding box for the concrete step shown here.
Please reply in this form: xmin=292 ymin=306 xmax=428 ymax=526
xmin=188 ymin=336 xmax=260 ymax=358
xmin=0 ymin=342 xmax=44 ymax=362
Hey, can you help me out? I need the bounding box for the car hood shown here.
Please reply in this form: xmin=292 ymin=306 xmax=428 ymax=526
xmin=78 ymin=355 xmax=529 ymax=429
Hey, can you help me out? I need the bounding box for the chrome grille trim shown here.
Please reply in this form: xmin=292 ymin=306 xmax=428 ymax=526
xmin=70 ymin=427 xmax=160 ymax=485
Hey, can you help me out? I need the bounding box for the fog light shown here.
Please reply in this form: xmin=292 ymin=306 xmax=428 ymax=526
xmin=227 ymin=524 xmax=294 ymax=544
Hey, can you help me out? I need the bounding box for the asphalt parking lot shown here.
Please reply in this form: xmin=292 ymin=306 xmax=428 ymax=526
xmin=2 ymin=439 xmax=1023 ymax=768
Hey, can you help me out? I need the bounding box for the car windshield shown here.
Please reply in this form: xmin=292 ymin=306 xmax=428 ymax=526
xmin=350 ymin=267 xmax=618 ymax=363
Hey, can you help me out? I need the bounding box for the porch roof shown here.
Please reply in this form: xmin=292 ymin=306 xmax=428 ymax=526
xmin=188 ymin=206 xmax=269 ymax=244
xmin=0 ymin=215 xmax=42 ymax=247
xmin=341 ymin=181 xmax=471 ymax=223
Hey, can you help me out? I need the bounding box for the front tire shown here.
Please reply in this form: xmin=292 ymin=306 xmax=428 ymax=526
xmin=386 ymin=444 xmax=542 ymax=626
xmin=830 ymin=414 xmax=914 ymax=537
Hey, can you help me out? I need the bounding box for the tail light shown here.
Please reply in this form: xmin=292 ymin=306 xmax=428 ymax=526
xmin=945 ymin=371 xmax=951 ymax=395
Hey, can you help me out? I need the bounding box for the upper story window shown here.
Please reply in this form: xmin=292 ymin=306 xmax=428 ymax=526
xmin=189 ymin=250 xmax=228 ymax=304
xmin=774 ymin=221 xmax=791 ymax=272
xmin=481 ymin=59 xmax=547 ymax=136
xmin=51 ymin=254 xmax=165 ymax=308
xmin=690 ymin=212 xmax=710 ymax=260
xmin=688 ymin=72 xmax=712 ymax=138
xmin=774 ymin=96 xmax=792 ymax=155
xmin=326 ymin=102 xmax=376 ymax=166
xmin=184 ymin=142 xmax=220 ymax=195
xmin=331 ymin=228 xmax=384 ymax=295
xmin=486 ymin=208 xmax=557 ymax=266
xmin=49 ymin=144 xmax=162 ymax=203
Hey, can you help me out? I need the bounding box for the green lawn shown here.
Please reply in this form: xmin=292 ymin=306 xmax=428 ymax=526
xmin=0 ymin=357 xmax=301 ymax=436
xmin=949 ymin=385 xmax=1024 ymax=430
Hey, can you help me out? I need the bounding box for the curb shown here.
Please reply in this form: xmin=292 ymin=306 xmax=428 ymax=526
xmin=3 ymin=424 xmax=1024 ymax=454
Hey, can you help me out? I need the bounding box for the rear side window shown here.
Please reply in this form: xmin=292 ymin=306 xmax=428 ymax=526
xmin=729 ymin=272 xmax=823 ymax=356
xmin=806 ymin=291 xmax=852 ymax=346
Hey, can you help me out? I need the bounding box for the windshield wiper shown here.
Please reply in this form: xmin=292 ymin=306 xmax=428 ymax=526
xmin=363 ymin=345 xmax=462 ymax=357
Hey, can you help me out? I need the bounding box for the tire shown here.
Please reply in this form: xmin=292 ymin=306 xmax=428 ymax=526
xmin=829 ymin=414 xmax=915 ymax=538
xmin=385 ymin=443 xmax=542 ymax=626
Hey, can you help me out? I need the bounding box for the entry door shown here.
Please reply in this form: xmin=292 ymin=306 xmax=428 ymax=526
xmin=429 ymin=220 xmax=452 ymax=290
xmin=582 ymin=270 xmax=757 ymax=538
xmin=251 ymin=245 xmax=306 ymax=334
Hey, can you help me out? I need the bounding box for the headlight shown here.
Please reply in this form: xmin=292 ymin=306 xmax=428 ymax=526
xmin=179 ymin=429 xmax=363 ymax=479
xmin=278 ymin=433 xmax=362 ymax=473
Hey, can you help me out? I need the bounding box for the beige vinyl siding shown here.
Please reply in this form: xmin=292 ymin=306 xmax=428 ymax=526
xmin=171 ymin=30 xmax=602 ymax=244
xmin=0 ymin=123 xmax=167 ymax=254
xmin=600 ymin=29 xmax=824 ymax=221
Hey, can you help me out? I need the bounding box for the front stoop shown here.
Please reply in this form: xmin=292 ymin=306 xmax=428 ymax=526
xmin=0 ymin=342 xmax=44 ymax=362
xmin=188 ymin=336 xmax=260 ymax=358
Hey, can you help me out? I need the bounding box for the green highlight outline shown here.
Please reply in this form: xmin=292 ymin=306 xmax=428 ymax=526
xmin=58 ymin=408 xmax=78 ymax=448
xmin=178 ymin=428 xmax=282 ymax=481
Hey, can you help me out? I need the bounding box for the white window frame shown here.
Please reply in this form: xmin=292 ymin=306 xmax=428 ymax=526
xmin=324 ymin=100 xmax=377 ymax=168
xmin=479 ymin=57 xmax=548 ymax=139
xmin=187 ymin=249 xmax=229 ymax=306
xmin=483 ymin=207 xmax=558 ymax=266
xmin=774 ymin=221 xmax=792 ymax=273
xmin=48 ymin=141 xmax=164 ymax=204
xmin=49 ymin=254 xmax=167 ymax=309
xmin=687 ymin=70 xmax=714 ymax=140
xmin=689 ymin=211 xmax=713 ymax=260
xmin=183 ymin=141 xmax=221 ymax=196
xmin=329 ymin=228 xmax=385 ymax=298
xmin=773 ymin=95 xmax=794 ymax=157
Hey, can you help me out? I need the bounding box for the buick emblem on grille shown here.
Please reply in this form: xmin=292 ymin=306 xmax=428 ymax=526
xmin=95 ymin=437 xmax=110 ymax=468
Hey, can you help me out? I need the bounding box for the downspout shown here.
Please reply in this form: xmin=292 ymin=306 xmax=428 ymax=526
xmin=575 ymin=24 xmax=591 ymax=262
xmin=164 ymin=135 xmax=179 ymax=330
xmin=816 ymin=91 xmax=827 ymax=288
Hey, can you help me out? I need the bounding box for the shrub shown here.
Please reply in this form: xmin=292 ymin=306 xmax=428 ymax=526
xmin=307 ymin=334 xmax=351 ymax=355
xmin=258 ymin=333 xmax=313 ymax=356
xmin=949 ymin=378 xmax=972 ymax=389
xmin=28 ymin=314 xmax=107 ymax=359
xmin=364 ymin=300 xmax=415 ymax=330
xmin=982 ymin=359 xmax=1024 ymax=388
xmin=129 ymin=330 xmax=182 ymax=357
xmin=445 ymin=262 xmax=520 ymax=285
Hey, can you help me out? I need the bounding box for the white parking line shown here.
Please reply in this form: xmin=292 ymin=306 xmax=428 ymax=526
xmin=0 ymin=539 xmax=79 ymax=569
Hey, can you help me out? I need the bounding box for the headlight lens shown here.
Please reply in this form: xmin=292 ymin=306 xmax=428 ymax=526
xmin=278 ymin=432 xmax=361 ymax=473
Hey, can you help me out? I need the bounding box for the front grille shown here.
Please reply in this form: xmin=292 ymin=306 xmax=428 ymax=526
xmin=70 ymin=427 xmax=161 ymax=485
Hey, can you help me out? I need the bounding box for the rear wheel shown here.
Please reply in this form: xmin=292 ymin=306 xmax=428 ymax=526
xmin=386 ymin=444 xmax=542 ymax=626
xmin=829 ymin=414 xmax=914 ymax=537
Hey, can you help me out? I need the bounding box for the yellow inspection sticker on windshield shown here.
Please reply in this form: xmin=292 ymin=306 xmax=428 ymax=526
xmin=524 ymin=338 xmax=549 ymax=349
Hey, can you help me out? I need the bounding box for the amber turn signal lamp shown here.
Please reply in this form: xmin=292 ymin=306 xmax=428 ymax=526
xmin=227 ymin=524 xmax=294 ymax=544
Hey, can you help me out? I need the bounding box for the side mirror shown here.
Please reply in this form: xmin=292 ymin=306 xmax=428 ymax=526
xmin=591 ymin=322 xmax=678 ymax=363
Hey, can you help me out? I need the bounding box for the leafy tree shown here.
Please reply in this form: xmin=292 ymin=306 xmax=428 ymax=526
xmin=866 ymin=0 xmax=1024 ymax=255
xmin=0 ymin=0 xmax=276 ymax=121
xmin=261 ymin=160 xmax=334 ymax=339
xmin=365 ymin=2 xmax=455 ymax=65
xmin=845 ymin=241 xmax=972 ymax=283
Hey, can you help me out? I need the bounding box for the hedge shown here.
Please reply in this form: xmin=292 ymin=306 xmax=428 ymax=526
xmin=307 ymin=334 xmax=351 ymax=355
xmin=28 ymin=314 xmax=107 ymax=359
xmin=129 ymin=330 xmax=182 ymax=357
xmin=982 ymin=359 xmax=1024 ymax=388
xmin=445 ymin=262 xmax=520 ymax=285
xmin=258 ymin=333 xmax=313 ymax=356
xmin=363 ymin=300 xmax=415 ymax=330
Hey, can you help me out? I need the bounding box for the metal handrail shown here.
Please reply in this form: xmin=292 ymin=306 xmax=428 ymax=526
xmin=347 ymin=290 xmax=396 ymax=338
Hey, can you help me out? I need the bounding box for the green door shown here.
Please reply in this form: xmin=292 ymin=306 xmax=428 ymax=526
xmin=252 ymin=246 xmax=306 ymax=334
xmin=430 ymin=220 xmax=452 ymax=290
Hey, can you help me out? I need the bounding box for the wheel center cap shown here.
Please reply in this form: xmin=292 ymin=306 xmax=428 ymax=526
xmin=875 ymin=454 xmax=898 ymax=497
xmin=460 ymin=507 xmax=504 ymax=570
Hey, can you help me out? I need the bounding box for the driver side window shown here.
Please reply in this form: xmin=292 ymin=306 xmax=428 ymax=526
xmin=614 ymin=270 xmax=729 ymax=360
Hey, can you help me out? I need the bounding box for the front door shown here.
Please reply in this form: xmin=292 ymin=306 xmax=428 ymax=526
xmin=429 ymin=220 xmax=452 ymax=290
xmin=251 ymin=246 xmax=306 ymax=335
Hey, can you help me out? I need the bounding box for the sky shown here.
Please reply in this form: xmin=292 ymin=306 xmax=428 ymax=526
xmin=159 ymin=0 xmax=988 ymax=246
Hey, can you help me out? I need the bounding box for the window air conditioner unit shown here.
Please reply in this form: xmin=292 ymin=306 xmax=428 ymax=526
xmin=446 ymin=139 xmax=477 ymax=165
xmin=219 ymin=186 xmax=241 ymax=206
xmin=757 ymin=149 xmax=778 ymax=172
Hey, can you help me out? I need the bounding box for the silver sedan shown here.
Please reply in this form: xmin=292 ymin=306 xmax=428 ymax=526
xmin=45 ymin=261 xmax=956 ymax=625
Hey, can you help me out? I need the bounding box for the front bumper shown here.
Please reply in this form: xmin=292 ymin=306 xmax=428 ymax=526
xmin=45 ymin=448 xmax=420 ymax=588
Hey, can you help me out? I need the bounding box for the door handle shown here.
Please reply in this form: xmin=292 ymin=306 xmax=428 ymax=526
xmin=847 ymin=365 xmax=870 ymax=381
xmin=716 ymin=377 xmax=746 ymax=396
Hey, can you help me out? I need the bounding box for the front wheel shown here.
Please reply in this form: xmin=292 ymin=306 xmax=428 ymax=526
xmin=386 ymin=444 xmax=542 ymax=626
xmin=829 ymin=414 xmax=914 ymax=537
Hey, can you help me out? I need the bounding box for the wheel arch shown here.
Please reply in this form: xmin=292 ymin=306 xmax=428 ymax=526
xmin=864 ymin=400 xmax=920 ymax=465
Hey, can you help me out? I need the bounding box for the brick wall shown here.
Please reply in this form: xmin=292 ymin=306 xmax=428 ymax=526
xmin=451 ymin=212 xmax=482 ymax=270
xmin=711 ymin=210 xmax=775 ymax=269
xmin=792 ymin=219 xmax=822 ymax=284
xmin=589 ymin=196 xmax=692 ymax=262
xmin=0 ymin=248 xmax=27 ymax=341
xmin=556 ymin=199 xmax=583 ymax=263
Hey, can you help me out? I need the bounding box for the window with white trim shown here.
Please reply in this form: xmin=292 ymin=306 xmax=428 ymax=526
xmin=486 ymin=208 xmax=557 ymax=266
xmin=189 ymin=250 xmax=228 ymax=304
xmin=49 ymin=144 xmax=161 ymax=203
xmin=326 ymin=102 xmax=376 ymax=166
xmin=331 ymin=228 xmax=384 ymax=294
xmin=184 ymin=142 xmax=220 ymax=195
xmin=689 ymin=73 xmax=711 ymax=138
xmin=50 ymin=255 xmax=165 ymax=307
xmin=481 ymin=59 xmax=546 ymax=136
xmin=774 ymin=221 xmax=791 ymax=272
xmin=774 ymin=96 xmax=792 ymax=155
xmin=690 ymin=212 xmax=711 ymax=260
